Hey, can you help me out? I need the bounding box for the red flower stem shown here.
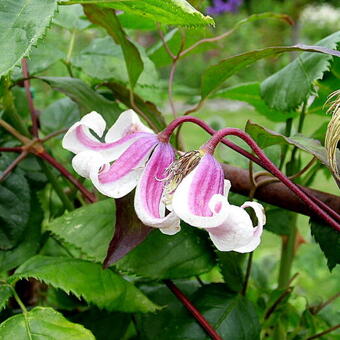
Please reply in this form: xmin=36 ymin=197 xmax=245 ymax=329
xmin=21 ymin=58 xmax=39 ymax=138
xmin=38 ymin=151 xmax=96 ymax=203
xmin=0 ymin=147 xmax=22 ymax=153
xmin=161 ymin=116 xmax=340 ymax=223
xmin=163 ymin=280 xmax=222 ymax=340
xmin=203 ymin=128 xmax=340 ymax=231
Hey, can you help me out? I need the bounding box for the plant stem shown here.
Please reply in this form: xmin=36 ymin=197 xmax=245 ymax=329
xmin=163 ymin=279 xmax=222 ymax=340
xmin=279 ymin=117 xmax=293 ymax=169
xmin=242 ymin=252 xmax=253 ymax=296
xmin=306 ymin=323 xmax=340 ymax=340
xmin=22 ymin=58 xmax=39 ymax=137
xmin=0 ymin=151 xmax=27 ymax=182
xmin=38 ymin=159 xmax=74 ymax=211
xmin=278 ymin=215 xmax=297 ymax=289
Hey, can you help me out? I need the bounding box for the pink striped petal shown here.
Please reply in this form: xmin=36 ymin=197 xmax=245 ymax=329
xmin=62 ymin=110 xmax=153 ymax=162
xmin=134 ymin=143 xmax=180 ymax=234
xmin=89 ymin=135 xmax=158 ymax=198
xmin=172 ymin=155 xmax=228 ymax=228
xmin=208 ymin=201 xmax=265 ymax=253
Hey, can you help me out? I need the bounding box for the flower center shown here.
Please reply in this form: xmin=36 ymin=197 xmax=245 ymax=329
xmin=161 ymin=150 xmax=204 ymax=206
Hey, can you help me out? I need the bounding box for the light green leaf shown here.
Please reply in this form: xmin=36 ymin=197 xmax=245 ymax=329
xmin=0 ymin=307 xmax=95 ymax=339
xmin=213 ymin=83 xmax=297 ymax=122
xmin=0 ymin=0 xmax=58 ymax=76
xmin=83 ymin=5 xmax=143 ymax=88
xmin=310 ymin=219 xmax=340 ymax=271
xmin=11 ymin=255 xmax=159 ymax=312
xmin=261 ymin=32 xmax=340 ymax=112
xmin=63 ymin=0 xmax=214 ymax=27
xmin=116 ymin=224 xmax=215 ymax=279
xmin=72 ymin=36 xmax=158 ymax=87
xmin=201 ymin=43 xmax=340 ymax=99
xmin=53 ymin=4 xmax=90 ymax=30
xmin=40 ymin=76 xmax=121 ymax=125
xmin=245 ymin=121 xmax=331 ymax=167
xmin=118 ymin=12 xmax=156 ymax=30
xmin=46 ymin=199 xmax=115 ymax=262
xmin=0 ymin=286 xmax=12 ymax=312
xmin=40 ymin=97 xmax=80 ymax=135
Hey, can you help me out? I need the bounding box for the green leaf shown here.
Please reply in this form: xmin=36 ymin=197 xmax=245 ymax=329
xmin=245 ymin=121 xmax=330 ymax=167
xmin=11 ymin=255 xmax=159 ymax=312
xmin=83 ymin=5 xmax=143 ymax=88
xmin=72 ymin=36 xmax=158 ymax=87
xmin=0 ymin=285 xmax=12 ymax=311
xmin=63 ymin=0 xmax=214 ymax=27
xmin=261 ymin=32 xmax=340 ymax=112
xmin=0 ymin=0 xmax=58 ymax=76
xmin=310 ymin=219 xmax=340 ymax=271
xmin=40 ymin=76 xmax=121 ymax=126
xmin=0 ymin=307 xmax=95 ymax=339
xmin=105 ymin=81 xmax=166 ymax=131
xmin=46 ymin=199 xmax=115 ymax=262
xmin=213 ymin=83 xmax=297 ymax=122
xmin=53 ymin=4 xmax=90 ymax=30
xmin=0 ymin=155 xmax=30 ymax=250
xmin=70 ymin=308 xmax=131 ymax=340
xmin=116 ymin=224 xmax=215 ymax=279
xmin=40 ymin=97 xmax=80 ymax=135
xmin=0 ymin=190 xmax=43 ymax=272
xmin=118 ymin=12 xmax=156 ymax=30
xmin=265 ymin=206 xmax=295 ymax=235
xmin=201 ymin=43 xmax=340 ymax=99
xmin=139 ymin=284 xmax=260 ymax=339
xmin=217 ymin=252 xmax=245 ymax=292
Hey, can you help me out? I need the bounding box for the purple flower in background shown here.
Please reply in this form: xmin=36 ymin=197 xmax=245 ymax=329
xmin=207 ymin=0 xmax=243 ymax=15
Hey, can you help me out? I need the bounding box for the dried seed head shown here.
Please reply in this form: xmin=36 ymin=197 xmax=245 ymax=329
xmin=161 ymin=150 xmax=204 ymax=206
xmin=325 ymin=90 xmax=340 ymax=181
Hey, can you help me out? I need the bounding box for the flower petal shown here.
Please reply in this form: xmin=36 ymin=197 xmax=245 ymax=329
xmin=62 ymin=110 xmax=152 ymax=161
xmin=208 ymin=201 xmax=265 ymax=253
xmin=172 ymin=154 xmax=227 ymax=228
xmin=134 ymin=142 xmax=180 ymax=233
xmin=72 ymin=150 xmax=106 ymax=178
xmin=90 ymin=136 xmax=158 ymax=198
xmin=105 ymin=109 xmax=153 ymax=142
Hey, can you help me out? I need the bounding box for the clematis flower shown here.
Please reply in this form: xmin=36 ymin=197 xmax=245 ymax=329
xmin=207 ymin=0 xmax=243 ymax=15
xmin=62 ymin=110 xmax=180 ymax=235
xmin=164 ymin=149 xmax=265 ymax=252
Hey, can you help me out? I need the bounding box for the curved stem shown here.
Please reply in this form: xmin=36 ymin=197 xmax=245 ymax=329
xmin=0 ymin=151 xmax=27 ymax=182
xmin=164 ymin=279 xmax=222 ymax=340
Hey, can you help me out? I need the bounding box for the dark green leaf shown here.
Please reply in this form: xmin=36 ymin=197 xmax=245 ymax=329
xmin=64 ymin=0 xmax=214 ymax=27
xmin=0 ymin=190 xmax=43 ymax=272
xmin=70 ymin=308 xmax=131 ymax=340
xmin=116 ymin=224 xmax=215 ymax=279
xmin=310 ymin=219 xmax=340 ymax=271
xmin=40 ymin=97 xmax=80 ymax=135
xmin=213 ymin=83 xmax=297 ymax=122
xmin=261 ymin=32 xmax=340 ymax=112
xmin=265 ymin=206 xmax=295 ymax=235
xmin=0 ymin=155 xmax=30 ymax=250
xmin=11 ymin=255 xmax=159 ymax=312
xmin=245 ymin=121 xmax=330 ymax=167
xmin=0 ymin=286 xmax=12 ymax=312
xmin=0 ymin=307 xmax=95 ymax=339
xmin=104 ymin=193 xmax=151 ymax=267
xmin=72 ymin=36 xmax=158 ymax=86
xmin=105 ymin=81 xmax=166 ymax=131
xmin=40 ymin=76 xmax=121 ymax=126
xmin=217 ymin=251 xmax=245 ymax=292
xmin=83 ymin=5 xmax=143 ymax=88
xmin=0 ymin=0 xmax=58 ymax=76
xmin=46 ymin=199 xmax=115 ymax=262
xmin=139 ymin=284 xmax=260 ymax=340
xmin=201 ymin=43 xmax=340 ymax=99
